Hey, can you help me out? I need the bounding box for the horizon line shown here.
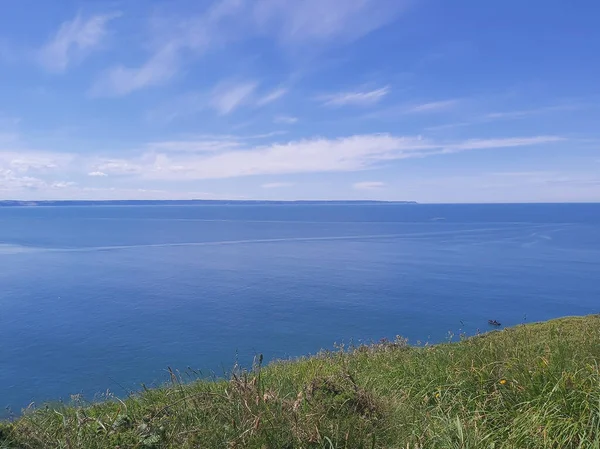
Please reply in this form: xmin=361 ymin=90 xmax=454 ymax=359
xmin=1 ymin=199 xmax=599 ymax=205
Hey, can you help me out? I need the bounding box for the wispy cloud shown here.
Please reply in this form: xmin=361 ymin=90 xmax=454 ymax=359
xmin=274 ymin=115 xmax=298 ymax=124
xmin=409 ymin=100 xmax=460 ymax=113
xmin=91 ymin=0 xmax=408 ymax=96
xmin=38 ymin=12 xmax=120 ymax=73
xmin=485 ymin=104 xmax=581 ymax=120
xmin=0 ymin=147 xmax=77 ymax=194
xmin=439 ymin=136 xmax=564 ymax=153
xmin=211 ymin=81 xmax=258 ymax=115
xmin=0 ymin=151 xmax=74 ymax=173
xmin=0 ymin=133 xmax=568 ymax=199
xmin=426 ymin=104 xmax=583 ymax=131
xmin=362 ymin=98 xmax=460 ymax=121
xmin=254 ymin=0 xmax=409 ymax=45
xmin=90 ymin=44 xmax=179 ymax=97
xmin=88 ymin=0 xmax=243 ymax=96
xmin=246 ymin=131 xmax=288 ymax=139
xmin=256 ymin=88 xmax=288 ymax=106
xmin=0 ymin=169 xmax=73 ymax=192
xmin=321 ymin=86 xmax=390 ymax=107
xmin=353 ymin=181 xmax=385 ymax=190
xmin=147 ymin=139 xmax=244 ymax=153
xmin=86 ymin=134 xmax=563 ymax=181
xmin=94 ymin=159 xmax=143 ymax=175
xmin=262 ymin=182 xmax=294 ymax=189
xmin=145 ymin=132 xmax=285 ymax=152
xmin=149 ymin=84 xmax=289 ymax=122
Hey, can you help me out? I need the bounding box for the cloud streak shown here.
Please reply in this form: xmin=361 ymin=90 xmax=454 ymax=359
xmin=426 ymin=104 xmax=583 ymax=131
xmin=254 ymin=0 xmax=408 ymax=45
xmin=485 ymin=104 xmax=582 ymax=120
xmin=274 ymin=115 xmax=298 ymax=124
xmin=409 ymin=100 xmax=459 ymax=113
xmin=0 ymin=133 xmax=565 ymax=194
xmin=211 ymin=81 xmax=258 ymax=115
xmin=87 ymin=134 xmax=563 ymax=181
xmin=262 ymin=182 xmax=294 ymax=189
xmin=256 ymin=88 xmax=288 ymax=106
xmin=88 ymin=0 xmax=240 ymax=96
xmin=90 ymin=45 xmax=179 ymax=96
xmin=321 ymin=86 xmax=390 ymax=107
xmin=90 ymin=0 xmax=408 ymax=96
xmin=38 ymin=12 xmax=120 ymax=72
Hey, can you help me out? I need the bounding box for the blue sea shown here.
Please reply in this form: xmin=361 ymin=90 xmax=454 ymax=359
xmin=1 ymin=203 xmax=599 ymax=414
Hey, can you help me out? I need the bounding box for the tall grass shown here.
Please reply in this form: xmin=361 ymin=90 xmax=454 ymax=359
xmin=1 ymin=315 xmax=599 ymax=448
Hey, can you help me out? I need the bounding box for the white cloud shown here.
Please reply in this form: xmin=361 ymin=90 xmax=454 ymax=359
xmin=353 ymin=181 xmax=385 ymax=190
xmin=254 ymin=0 xmax=408 ymax=45
xmin=38 ymin=12 xmax=120 ymax=72
xmin=440 ymin=136 xmax=563 ymax=153
xmin=89 ymin=0 xmax=244 ymax=96
xmin=256 ymin=88 xmax=288 ymax=106
xmin=485 ymin=104 xmax=581 ymax=120
xmin=91 ymin=0 xmax=408 ymax=96
xmin=246 ymin=131 xmax=288 ymax=139
xmin=0 ymin=178 xmax=221 ymax=200
xmin=262 ymin=182 xmax=294 ymax=188
xmin=409 ymin=100 xmax=459 ymax=113
xmin=142 ymin=132 xmax=285 ymax=153
xmin=0 ymin=134 xmax=565 ymax=200
xmin=0 ymin=151 xmax=74 ymax=173
xmin=90 ymin=44 xmax=180 ymax=97
xmin=211 ymin=81 xmax=258 ymax=115
xmin=92 ymin=134 xmax=563 ymax=181
xmin=424 ymin=121 xmax=473 ymax=131
xmin=94 ymin=159 xmax=143 ymax=175
xmin=0 ymin=167 xmax=76 ymax=193
xmin=274 ymin=115 xmax=298 ymax=124
xmin=1 ymin=133 xmax=586 ymax=201
xmin=149 ymin=85 xmax=287 ymax=122
xmin=426 ymin=104 xmax=582 ymax=131
xmin=146 ymin=91 xmax=210 ymax=123
xmin=51 ymin=181 xmax=76 ymax=188
xmin=321 ymin=86 xmax=390 ymax=107
xmin=0 ymin=172 xmax=46 ymax=191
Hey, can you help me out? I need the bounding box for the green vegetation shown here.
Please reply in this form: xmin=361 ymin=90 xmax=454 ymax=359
xmin=2 ymin=315 xmax=600 ymax=448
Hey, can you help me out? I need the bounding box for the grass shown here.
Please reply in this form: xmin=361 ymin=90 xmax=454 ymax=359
xmin=1 ymin=315 xmax=600 ymax=448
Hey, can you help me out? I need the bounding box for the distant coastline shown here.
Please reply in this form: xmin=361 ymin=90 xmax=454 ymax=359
xmin=0 ymin=200 xmax=418 ymax=207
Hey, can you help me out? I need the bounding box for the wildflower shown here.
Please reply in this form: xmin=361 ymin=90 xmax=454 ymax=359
xmin=499 ymin=379 xmax=507 ymax=385
xmin=435 ymin=392 xmax=441 ymax=399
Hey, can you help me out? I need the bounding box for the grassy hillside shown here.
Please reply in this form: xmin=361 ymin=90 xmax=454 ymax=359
xmin=1 ymin=315 xmax=600 ymax=448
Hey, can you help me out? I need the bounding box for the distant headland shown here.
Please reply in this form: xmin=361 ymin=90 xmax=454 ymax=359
xmin=0 ymin=200 xmax=418 ymax=207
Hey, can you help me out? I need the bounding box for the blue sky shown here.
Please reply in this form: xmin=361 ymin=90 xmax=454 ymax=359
xmin=0 ymin=0 xmax=599 ymax=202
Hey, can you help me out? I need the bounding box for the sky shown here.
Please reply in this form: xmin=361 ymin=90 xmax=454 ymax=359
xmin=0 ymin=0 xmax=599 ymax=203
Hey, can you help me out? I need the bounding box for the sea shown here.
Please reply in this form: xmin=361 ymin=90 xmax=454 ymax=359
xmin=0 ymin=203 xmax=599 ymax=415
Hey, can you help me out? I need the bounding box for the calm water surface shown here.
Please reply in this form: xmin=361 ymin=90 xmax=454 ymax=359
xmin=0 ymin=203 xmax=599 ymax=413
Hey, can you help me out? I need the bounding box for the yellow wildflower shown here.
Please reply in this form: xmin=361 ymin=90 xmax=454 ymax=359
xmin=435 ymin=392 xmax=441 ymax=398
xmin=499 ymin=379 xmax=507 ymax=385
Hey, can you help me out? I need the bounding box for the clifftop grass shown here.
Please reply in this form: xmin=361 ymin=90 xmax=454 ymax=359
xmin=2 ymin=315 xmax=600 ymax=448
